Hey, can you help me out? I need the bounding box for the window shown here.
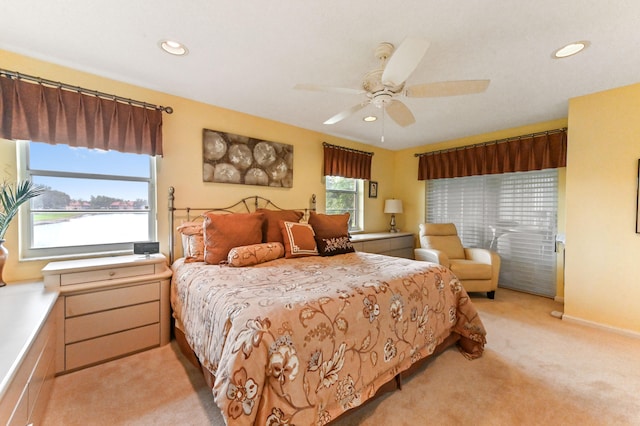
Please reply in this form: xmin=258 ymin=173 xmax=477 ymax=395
xmin=325 ymin=176 xmax=363 ymax=232
xmin=426 ymin=169 xmax=558 ymax=297
xmin=18 ymin=141 xmax=156 ymax=259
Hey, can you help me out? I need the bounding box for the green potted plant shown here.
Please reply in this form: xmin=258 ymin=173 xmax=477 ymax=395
xmin=0 ymin=180 xmax=45 ymax=286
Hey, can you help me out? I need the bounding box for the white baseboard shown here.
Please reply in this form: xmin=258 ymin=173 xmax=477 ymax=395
xmin=554 ymin=296 xmax=564 ymax=303
xmin=562 ymin=314 xmax=640 ymax=340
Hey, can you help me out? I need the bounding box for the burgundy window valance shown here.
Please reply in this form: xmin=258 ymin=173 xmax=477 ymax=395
xmin=0 ymin=73 xmax=164 ymax=156
xmin=323 ymin=142 xmax=373 ymax=180
xmin=417 ymin=128 xmax=567 ymax=180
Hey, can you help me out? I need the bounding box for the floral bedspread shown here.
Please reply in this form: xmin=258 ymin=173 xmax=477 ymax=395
xmin=171 ymin=252 xmax=486 ymax=425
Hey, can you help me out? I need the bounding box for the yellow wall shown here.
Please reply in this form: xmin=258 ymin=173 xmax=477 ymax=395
xmin=565 ymin=82 xmax=640 ymax=333
xmin=0 ymin=50 xmax=395 ymax=282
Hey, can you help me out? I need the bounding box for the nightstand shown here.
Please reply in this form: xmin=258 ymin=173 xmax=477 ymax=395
xmin=42 ymin=254 xmax=172 ymax=374
xmin=350 ymin=232 xmax=415 ymax=259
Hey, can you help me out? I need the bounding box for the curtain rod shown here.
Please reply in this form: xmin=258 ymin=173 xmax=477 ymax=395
xmin=323 ymin=141 xmax=374 ymax=156
xmin=414 ymin=127 xmax=567 ymax=157
xmin=0 ymin=68 xmax=173 ymax=114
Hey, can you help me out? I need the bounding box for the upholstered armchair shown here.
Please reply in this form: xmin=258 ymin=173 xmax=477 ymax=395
xmin=414 ymin=223 xmax=500 ymax=299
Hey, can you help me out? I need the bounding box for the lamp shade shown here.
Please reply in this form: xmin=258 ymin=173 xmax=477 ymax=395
xmin=384 ymin=199 xmax=403 ymax=214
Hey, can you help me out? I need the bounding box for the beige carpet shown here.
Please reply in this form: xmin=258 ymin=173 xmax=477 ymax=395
xmin=42 ymin=289 xmax=640 ymax=426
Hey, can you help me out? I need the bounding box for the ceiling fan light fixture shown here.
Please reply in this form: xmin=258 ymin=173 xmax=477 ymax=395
xmin=297 ymin=38 xmax=486 ymax=129
xmin=159 ymin=39 xmax=189 ymax=56
xmin=553 ymin=41 xmax=589 ymax=59
xmin=363 ymin=115 xmax=377 ymax=122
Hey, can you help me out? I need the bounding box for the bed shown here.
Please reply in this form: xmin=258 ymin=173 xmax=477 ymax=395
xmin=168 ymin=188 xmax=486 ymax=425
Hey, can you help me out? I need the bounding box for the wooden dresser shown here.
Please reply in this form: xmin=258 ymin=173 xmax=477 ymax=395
xmin=0 ymin=283 xmax=58 ymax=426
xmin=350 ymin=232 xmax=415 ymax=259
xmin=42 ymin=254 xmax=172 ymax=374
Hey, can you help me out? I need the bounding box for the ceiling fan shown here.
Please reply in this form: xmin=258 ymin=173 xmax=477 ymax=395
xmin=295 ymin=38 xmax=490 ymax=128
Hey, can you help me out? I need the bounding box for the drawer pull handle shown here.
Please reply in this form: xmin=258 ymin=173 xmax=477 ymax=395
xmin=109 ymin=271 xmax=116 ymax=277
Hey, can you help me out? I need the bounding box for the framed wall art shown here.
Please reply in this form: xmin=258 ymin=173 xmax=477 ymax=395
xmin=202 ymin=128 xmax=294 ymax=187
xmin=369 ymin=181 xmax=378 ymax=198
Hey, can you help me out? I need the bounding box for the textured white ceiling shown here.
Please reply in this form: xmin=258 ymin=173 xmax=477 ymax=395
xmin=1 ymin=0 xmax=639 ymax=150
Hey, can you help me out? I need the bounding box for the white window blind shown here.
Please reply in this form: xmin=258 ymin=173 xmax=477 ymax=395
xmin=426 ymin=169 xmax=558 ymax=297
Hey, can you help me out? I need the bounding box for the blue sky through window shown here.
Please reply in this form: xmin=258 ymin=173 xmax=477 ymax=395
xmin=30 ymin=142 xmax=150 ymax=201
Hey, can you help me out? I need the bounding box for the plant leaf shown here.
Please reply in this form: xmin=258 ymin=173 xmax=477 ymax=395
xmin=0 ymin=180 xmax=45 ymax=239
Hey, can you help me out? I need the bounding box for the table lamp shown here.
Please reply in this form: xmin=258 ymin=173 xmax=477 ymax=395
xmin=384 ymin=199 xmax=403 ymax=233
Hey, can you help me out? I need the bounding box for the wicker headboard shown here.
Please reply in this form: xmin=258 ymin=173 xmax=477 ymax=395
xmin=168 ymin=186 xmax=316 ymax=263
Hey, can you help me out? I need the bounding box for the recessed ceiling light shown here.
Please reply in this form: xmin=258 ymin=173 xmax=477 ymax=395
xmin=363 ymin=115 xmax=377 ymax=122
xmin=553 ymin=41 xmax=589 ymax=59
xmin=159 ymin=39 xmax=189 ymax=56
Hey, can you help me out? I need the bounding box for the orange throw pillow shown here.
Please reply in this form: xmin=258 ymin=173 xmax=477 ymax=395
xmin=279 ymin=221 xmax=318 ymax=258
xmin=227 ymin=242 xmax=285 ymax=266
xmin=256 ymin=209 xmax=304 ymax=244
xmin=203 ymin=212 xmax=264 ymax=264
xmin=308 ymin=211 xmax=350 ymax=239
xmin=176 ymin=221 xmax=205 ymax=263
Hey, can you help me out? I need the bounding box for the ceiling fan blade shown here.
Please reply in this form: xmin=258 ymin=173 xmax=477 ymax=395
xmin=323 ymin=103 xmax=368 ymax=125
xmin=405 ymin=80 xmax=490 ymax=98
xmin=294 ymin=83 xmax=365 ymax=96
xmin=385 ymin=100 xmax=416 ymax=127
xmin=381 ymin=38 xmax=430 ymax=86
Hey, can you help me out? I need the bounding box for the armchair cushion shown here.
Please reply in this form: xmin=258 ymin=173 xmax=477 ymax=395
xmin=419 ymin=223 xmax=465 ymax=259
xmin=449 ymin=259 xmax=492 ymax=280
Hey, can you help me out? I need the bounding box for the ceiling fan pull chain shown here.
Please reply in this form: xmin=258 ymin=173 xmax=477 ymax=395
xmin=381 ymin=106 xmax=385 ymax=143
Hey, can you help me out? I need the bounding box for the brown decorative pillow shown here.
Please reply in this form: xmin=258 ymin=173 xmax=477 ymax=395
xmin=227 ymin=242 xmax=285 ymax=267
xmin=256 ymin=208 xmax=304 ymax=244
xmin=176 ymin=221 xmax=205 ymax=263
xmin=316 ymin=235 xmax=355 ymax=256
xmin=203 ymin=212 xmax=264 ymax=264
xmin=308 ymin=211 xmax=350 ymax=239
xmin=279 ymin=221 xmax=319 ymax=258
